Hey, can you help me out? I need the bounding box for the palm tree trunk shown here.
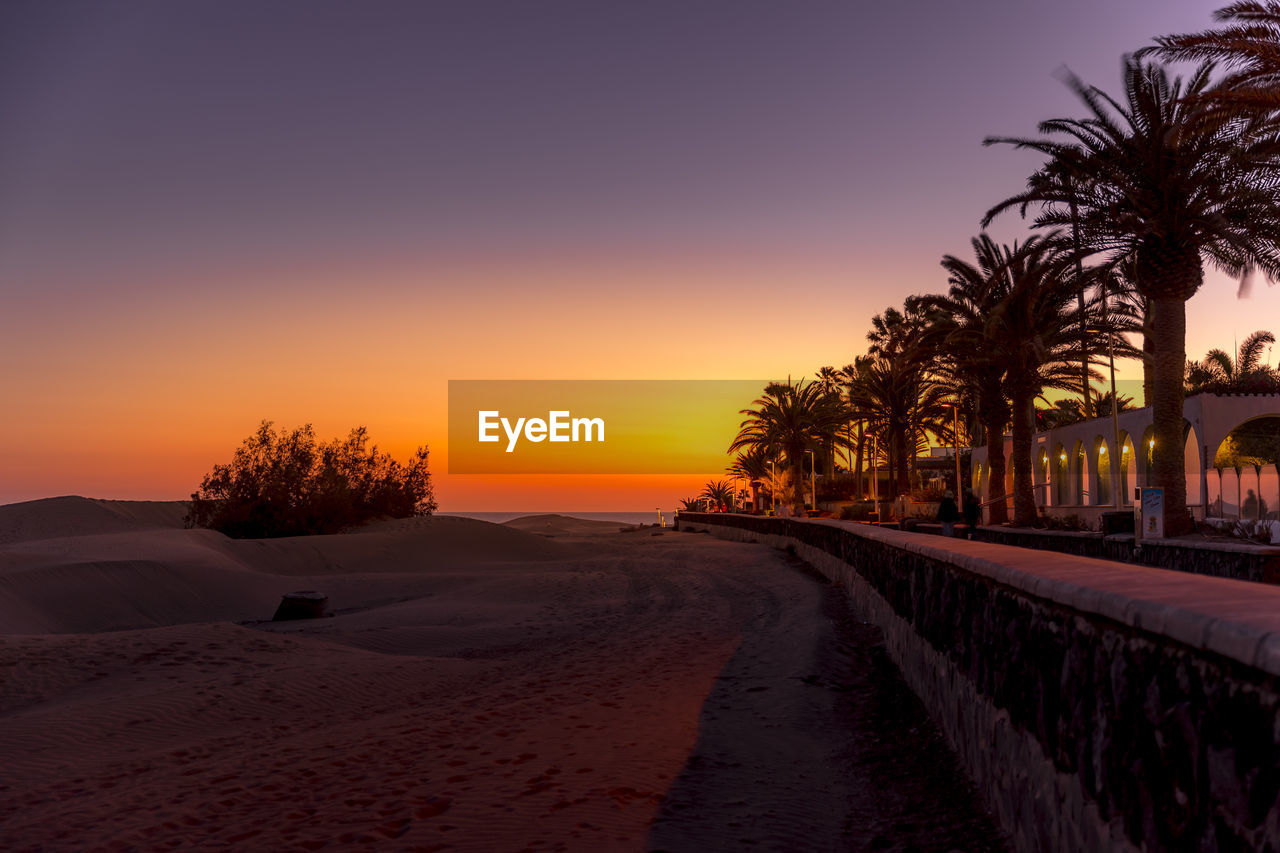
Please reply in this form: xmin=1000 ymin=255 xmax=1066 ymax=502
xmin=1142 ymin=309 xmax=1156 ymax=408
xmin=885 ymin=433 xmax=895 ymax=498
xmin=853 ymin=423 xmax=865 ymax=500
xmin=750 ymin=482 xmax=759 ymax=513
xmin=894 ymin=426 xmax=909 ymax=498
xmin=789 ymin=453 xmax=806 ymax=516
xmin=1151 ymin=295 xmax=1192 ymax=534
xmin=1010 ymin=390 xmax=1037 ymax=526
xmin=982 ymin=388 xmax=1009 ymax=524
xmin=984 ymin=414 xmax=1008 ymax=525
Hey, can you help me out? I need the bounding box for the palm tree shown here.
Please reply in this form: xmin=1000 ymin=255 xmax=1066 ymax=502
xmin=730 ymin=379 xmax=846 ymax=516
xmin=1098 ymin=254 xmax=1156 ymax=405
xmin=727 ymin=446 xmax=772 ymax=513
xmin=816 ymin=365 xmax=849 ymax=478
xmin=700 ymin=479 xmax=736 ymax=511
xmin=1151 ymin=2 xmax=1280 ymax=114
xmin=1036 ymin=397 xmax=1086 ymax=431
xmin=847 ymin=352 xmax=950 ymax=500
xmin=1036 ymin=389 xmax=1136 ymax=430
xmin=987 ymin=236 xmax=1090 ymax=525
xmin=1186 ymin=330 xmax=1280 ymax=393
xmin=840 ymin=358 xmax=873 ymax=499
xmin=859 ymin=302 xmax=955 ymax=497
xmin=1092 ymin=389 xmax=1136 ymax=417
xmin=917 ymin=234 xmax=1016 ymax=523
xmin=984 ymin=57 xmax=1280 ymax=534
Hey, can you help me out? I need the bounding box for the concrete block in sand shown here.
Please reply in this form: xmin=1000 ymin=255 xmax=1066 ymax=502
xmin=272 ymin=590 xmax=328 ymax=620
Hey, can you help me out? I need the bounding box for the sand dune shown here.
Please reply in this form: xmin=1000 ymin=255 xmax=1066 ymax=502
xmin=0 ymin=514 xmax=578 ymax=635
xmin=503 ymin=513 xmax=640 ymax=536
xmin=0 ymin=496 xmax=188 ymax=545
xmin=0 ymin=502 xmax=1002 ymax=851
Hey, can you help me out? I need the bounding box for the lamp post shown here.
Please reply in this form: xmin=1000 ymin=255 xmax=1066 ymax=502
xmin=1085 ymin=292 xmax=1124 ymax=508
xmin=872 ymin=433 xmax=879 ymax=504
xmin=952 ymin=404 xmax=962 ymax=496
xmin=805 ymin=449 xmax=816 ymax=512
xmin=768 ymin=460 xmax=776 ymax=515
xmin=847 ymin=421 xmax=854 ymax=491
xmin=1102 ymin=281 xmax=1122 ymax=507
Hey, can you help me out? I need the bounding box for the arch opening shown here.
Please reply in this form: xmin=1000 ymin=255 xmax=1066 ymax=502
xmin=1212 ymin=415 xmax=1280 ymax=520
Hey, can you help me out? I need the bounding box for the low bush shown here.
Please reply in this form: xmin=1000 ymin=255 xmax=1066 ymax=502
xmin=1231 ymin=519 xmax=1277 ymax=544
xmin=1040 ymin=513 xmax=1092 ymax=532
xmin=908 ymin=485 xmax=947 ymax=503
xmin=840 ymin=501 xmax=877 ymax=521
xmin=186 ymin=421 xmax=436 ymax=538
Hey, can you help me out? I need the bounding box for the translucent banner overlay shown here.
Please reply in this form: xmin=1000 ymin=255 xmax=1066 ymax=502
xmin=448 ymin=380 xmax=771 ymax=474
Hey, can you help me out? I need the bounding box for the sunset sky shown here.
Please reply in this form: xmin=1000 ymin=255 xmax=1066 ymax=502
xmin=4 ymin=0 xmax=1279 ymax=510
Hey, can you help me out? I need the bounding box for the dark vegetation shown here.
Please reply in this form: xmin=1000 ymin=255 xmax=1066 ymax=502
xmin=186 ymin=421 xmax=436 ymax=538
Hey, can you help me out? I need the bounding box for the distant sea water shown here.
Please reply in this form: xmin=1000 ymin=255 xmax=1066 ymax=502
xmin=439 ymin=511 xmax=667 ymax=527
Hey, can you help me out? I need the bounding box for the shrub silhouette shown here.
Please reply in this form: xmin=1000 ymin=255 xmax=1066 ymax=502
xmin=186 ymin=421 xmax=437 ymax=538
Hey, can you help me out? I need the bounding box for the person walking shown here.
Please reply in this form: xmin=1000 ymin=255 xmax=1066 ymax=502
xmin=962 ymin=488 xmax=980 ymax=534
xmin=937 ymin=490 xmax=960 ymax=537
xmin=1243 ymin=489 xmax=1268 ymax=521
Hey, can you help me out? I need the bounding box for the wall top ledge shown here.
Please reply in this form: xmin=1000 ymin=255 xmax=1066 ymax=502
xmin=689 ymin=514 xmax=1280 ymax=676
xmin=971 ymin=524 xmax=1280 ymax=555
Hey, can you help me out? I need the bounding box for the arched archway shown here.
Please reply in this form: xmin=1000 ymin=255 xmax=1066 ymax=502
xmin=1184 ymin=426 xmax=1202 ymax=509
xmin=1073 ymin=439 xmax=1089 ymax=506
xmin=1210 ymin=415 xmax=1280 ymax=520
xmin=1037 ymin=448 xmax=1050 ymax=507
xmin=1093 ymin=435 xmax=1111 ymax=505
xmin=1118 ymin=432 xmax=1136 ymax=506
xmin=1053 ymin=443 xmax=1069 ymax=506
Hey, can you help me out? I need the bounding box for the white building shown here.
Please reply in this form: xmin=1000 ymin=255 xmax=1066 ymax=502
xmin=969 ymin=394 xmax=1280 ymax=527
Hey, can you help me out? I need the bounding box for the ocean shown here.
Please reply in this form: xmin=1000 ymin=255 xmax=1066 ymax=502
xmin=439 ymin=511 xmax=667 ymax=527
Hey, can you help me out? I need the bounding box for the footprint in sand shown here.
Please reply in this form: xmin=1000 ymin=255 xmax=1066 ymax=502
xmin=413 ymin=797 xmax=452 ymax=819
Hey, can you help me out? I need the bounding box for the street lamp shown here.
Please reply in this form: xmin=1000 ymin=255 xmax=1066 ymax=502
xmin=872 ymin=433 xmax=879 ymax=504
xmin=805 ymin=449 xmax=816 ymax=513
xmin=1087 ymin=290 xmax=1124 ymax=508
xmin=951 ymin=404 xmax=962 ymax=496
xmin=768 ymin=460 xmax=776 ymax=515
xmin=1102 ymin=281 xmax=1122 ymax=507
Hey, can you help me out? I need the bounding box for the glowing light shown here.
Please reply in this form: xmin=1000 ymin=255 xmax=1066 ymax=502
xmin=1099 ymin=444 xmax=1108 ymax=455
xmin=1059 ymin=452 xmax=1067 ymax=462
xmin=1149 ymin=438 xmax=1155 ymax=449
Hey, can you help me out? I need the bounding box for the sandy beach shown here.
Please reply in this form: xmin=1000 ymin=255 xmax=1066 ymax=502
xmin=0 ymin=499 xmax=1003 ymax=851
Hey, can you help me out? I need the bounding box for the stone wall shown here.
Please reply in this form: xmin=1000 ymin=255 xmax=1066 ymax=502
xmin=677 ymin=513 xmax=1280 ymax=852
xmin=965 ymin=526 xmax=1280 ymax=585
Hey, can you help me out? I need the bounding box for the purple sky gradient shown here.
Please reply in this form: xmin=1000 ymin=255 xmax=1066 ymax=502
xmin=0 ymin=1 xmax=1231 ymax=291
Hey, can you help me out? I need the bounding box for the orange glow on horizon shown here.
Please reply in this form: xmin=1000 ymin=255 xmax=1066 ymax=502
xmin=5 ymin=234 xmax=1276 ymax=510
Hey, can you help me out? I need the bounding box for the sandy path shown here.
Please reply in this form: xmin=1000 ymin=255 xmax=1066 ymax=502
xmin=0 ymin=522 xmax=1003 ymax=851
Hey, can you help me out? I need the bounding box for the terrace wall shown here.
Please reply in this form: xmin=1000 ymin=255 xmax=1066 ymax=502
xmin=904 ymin=524 xmax=1280 ymax=585
xmin=676 ymin=512 xmax=1280 ymax=852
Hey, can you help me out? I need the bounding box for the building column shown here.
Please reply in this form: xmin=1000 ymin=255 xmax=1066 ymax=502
xmin=1200 ymin=440 xmax=1210 ymax=521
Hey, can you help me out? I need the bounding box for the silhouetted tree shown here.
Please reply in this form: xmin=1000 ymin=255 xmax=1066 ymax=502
xmin=1151 ymin=2 xmax=1280 ymax=114
xmin=985 ymin=57 xmax=1280 ymax=533
xmin=186 ymin=421 xmax=436 ymax=538
xmin=1185 ymin=330 xmax=1280 ymax=394
xmin=730 ymin=379 xmax=846 ymax=515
